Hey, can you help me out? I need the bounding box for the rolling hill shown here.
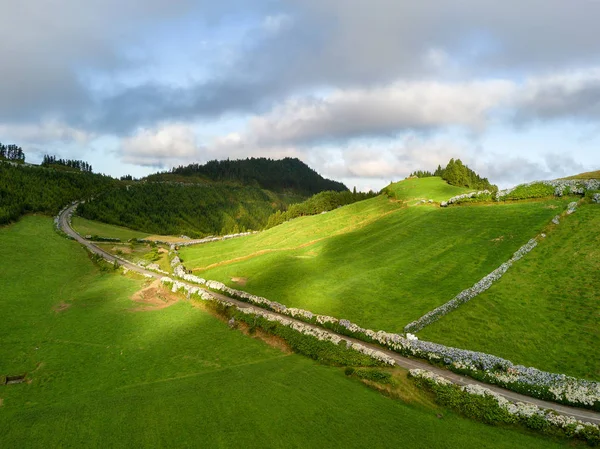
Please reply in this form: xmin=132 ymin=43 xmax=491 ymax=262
xmin=0 ymin=216 xmax=563 ymax=448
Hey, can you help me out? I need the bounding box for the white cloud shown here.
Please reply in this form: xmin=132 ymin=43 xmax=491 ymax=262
xmin=120 ymin=123 xmax=203 ymax=167
xmin=0 ymin=121 xmax=92 ymax=145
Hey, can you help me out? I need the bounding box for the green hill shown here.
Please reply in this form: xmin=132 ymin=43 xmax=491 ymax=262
xmin=151 ymin=157 xmax=348 ymax=196
xmin=419 ymin=201 xmax=600 ymax=379
xmin=564 ymin=169 xmax=600 ymax=180
xmin=0 ymin=161 xmax=117 ymax=225
xmin=181 ymin=192 xmax=570 ymax=334
xmin=0 ymin=216 xmax=563 ymax=448
xmin=383 ymin=176 xmax=472 ymax=203
xmin=76 ymin=182 xmax=302 ymax=237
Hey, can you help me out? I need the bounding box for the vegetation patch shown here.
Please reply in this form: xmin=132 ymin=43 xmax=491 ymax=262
xmin=409 ymin=369 xmax=600 ymax=446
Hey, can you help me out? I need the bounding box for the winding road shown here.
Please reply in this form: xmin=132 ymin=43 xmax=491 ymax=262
xmin=58 ymin=203 xmax=600 ymax=425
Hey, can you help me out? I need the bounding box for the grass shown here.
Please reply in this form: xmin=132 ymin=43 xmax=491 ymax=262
xmin=72 ymin=216 xmax=150 ymax=241
xmin=181 ymin=195 xmax=571 ymax=333
xmin=384 ymin=177 xmax=472 ymax=203
xmin=0 ymin=216 xmax=567 ymax=448
xmin=419 ymin=202 xmax=600 ymax=380
xmin=564 ymin=170 xmax=600 ymax=180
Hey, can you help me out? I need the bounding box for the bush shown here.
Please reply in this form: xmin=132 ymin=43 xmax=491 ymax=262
xmin=353 ymin=368 xmax=393 ymax=384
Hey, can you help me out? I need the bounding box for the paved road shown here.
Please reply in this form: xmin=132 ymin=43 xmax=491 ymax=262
xmin=58 ymin=204 xmax=600 ymax=425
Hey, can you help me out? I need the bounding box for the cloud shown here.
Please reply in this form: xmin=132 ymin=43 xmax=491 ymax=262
xmin=238 ymin=80 xmax=514 ymax=146
xmin=516 ymin=69 xmax=600 ymax=123
xmin=0 ymin=121 xmax=92 ymax=146
xmin=120 ymin=123 xmax=203 ymax=167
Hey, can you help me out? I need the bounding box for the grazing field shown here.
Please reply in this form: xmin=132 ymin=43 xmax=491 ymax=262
xmin=72 ymin=216 xmax=150 ymax=241
xmin=181 ymin=193 xmax=571 ymax=333
xmin=384 ymin=176 xmax=472 ymax=203
xmin=0 ymin=216 xmax=566 ymax=448
xmin=419 ymin=202 xmax=600 ymax=380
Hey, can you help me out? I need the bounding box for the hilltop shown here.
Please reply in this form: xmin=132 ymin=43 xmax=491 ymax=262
xmin=148 ymin=157 xmax=348 ymax=196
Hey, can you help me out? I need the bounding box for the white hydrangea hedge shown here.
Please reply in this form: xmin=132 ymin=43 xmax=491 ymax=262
xmin=403 ymin=237 xmax=538 ymax=333
xmin=497 ymin=179 xmax=600 ymax=200
xmin=160 ymin=276 xmax=395 ymax=366
xmin=440 ymin=190 xmax=492 ymax=207
xmin=163 ymin=237 xmax=600 ymax=411
xmin=409 ymin=369 xmax=600 ymax=439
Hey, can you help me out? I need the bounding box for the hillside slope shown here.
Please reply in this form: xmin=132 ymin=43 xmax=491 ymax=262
xmin=419 ymin=201 xmax=600 ymax=379
xmin=0 ymin=161 xmax=117 ymax=225
xmin=77 ymin=182 xmax=297 ymax=237
xmin=0 ymin=216 xmax=562 ymax=448
xmin=383 ymin=176 xmax=472 ymax=203
xmin=181 ymin=185 xmax=571 ymax=333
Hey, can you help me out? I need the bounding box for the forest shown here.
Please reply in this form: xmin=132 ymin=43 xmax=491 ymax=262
xmin=41 ymin=154 xmax=93 ymax=173
xmin=77 ymin=182 xmax=300 ymax=237
xmin=265 ymin=189 xmax=377 ymax=228
xmin=155 ymin=157 xmax=348 ymax=196
xmin=0 ymin=142 xmax=25 ymax=162
xmin=410 ymin=159 xmax=496 ymax=191
xmin=0 ymin=163 xmax=116 ymax=225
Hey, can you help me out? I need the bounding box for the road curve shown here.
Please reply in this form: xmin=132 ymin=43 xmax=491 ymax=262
xmin=58 ymin=204 xmax=600 ymax=425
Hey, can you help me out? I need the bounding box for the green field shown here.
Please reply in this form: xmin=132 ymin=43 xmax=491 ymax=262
xmin=384 ymin=176 xmax=472 ymax=203
xmin=181 ymin=193 xmax=570 ymax=333
xmin=72 ymin=216 xmax=150 ymax=241
xmin=0 ymin=216 xmax=567 ymax=448
xmin=419 ymin=202 xmax=600 ymax=380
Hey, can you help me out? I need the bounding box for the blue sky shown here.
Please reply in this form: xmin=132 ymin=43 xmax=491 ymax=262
xmin=2 ymin=0 xmax=600 ymax=190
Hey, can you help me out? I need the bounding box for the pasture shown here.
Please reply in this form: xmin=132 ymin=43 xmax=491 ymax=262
xmin=419 ymin=202 xmax=600 ymax=380
xmin=182 ymin=195 xmax=571 ymax=333
xmin=0 ymin=216 xmax=565 ymax=448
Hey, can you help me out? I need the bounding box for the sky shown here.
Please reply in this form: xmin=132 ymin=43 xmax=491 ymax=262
xmin=2 ymin=0 xmax=600 ymax=190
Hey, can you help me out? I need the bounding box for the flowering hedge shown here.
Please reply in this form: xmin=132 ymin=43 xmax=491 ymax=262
xmin=440 ymin=190 xmax=492 ymax=207
xmin=160 ymin=277 xmax=396 ymax=367
xmin=409 ymin=369 xmax=600 ymax=445
xmin=164 ymin=243 xmax=600 ymax=411
xmin=403 ymin=237 xmax=538 ymax=333
xmin=497 ymin=179 xmax=600 ymax=201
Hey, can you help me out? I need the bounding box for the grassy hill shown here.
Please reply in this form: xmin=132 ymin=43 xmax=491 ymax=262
xmin=419 ymin=201 xmax=600 ymax=380
xmin=383 ymin=176 xmax=472 ymax=204
xmin=564 ymin=170 xmax=600 ymax=179
xmin=181 ymin=190 xmax=571 ymax=334
xmin=0 ymin=216 xmax=565 ymax=448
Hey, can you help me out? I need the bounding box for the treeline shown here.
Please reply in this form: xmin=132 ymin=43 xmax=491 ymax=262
xmin=411 ymin=159 xmax=495 ymax=191
xmin=0 ymin=163 xmax=116 ymax=225
xmin=0 ymin=142 xmax=25 ymax=162
xmin=163 ymin=157 xmax=348 ymax=196
xmin=266 ymin=189 xmax=377 ymax=229
xmin=41 ymin=154 xmax=93 ymax=173
xmin=77 ymin=183 xmax=296 ymax=237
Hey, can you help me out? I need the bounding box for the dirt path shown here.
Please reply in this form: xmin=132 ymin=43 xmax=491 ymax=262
xmin=58 ymin=203 xmax=600 ymax=425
